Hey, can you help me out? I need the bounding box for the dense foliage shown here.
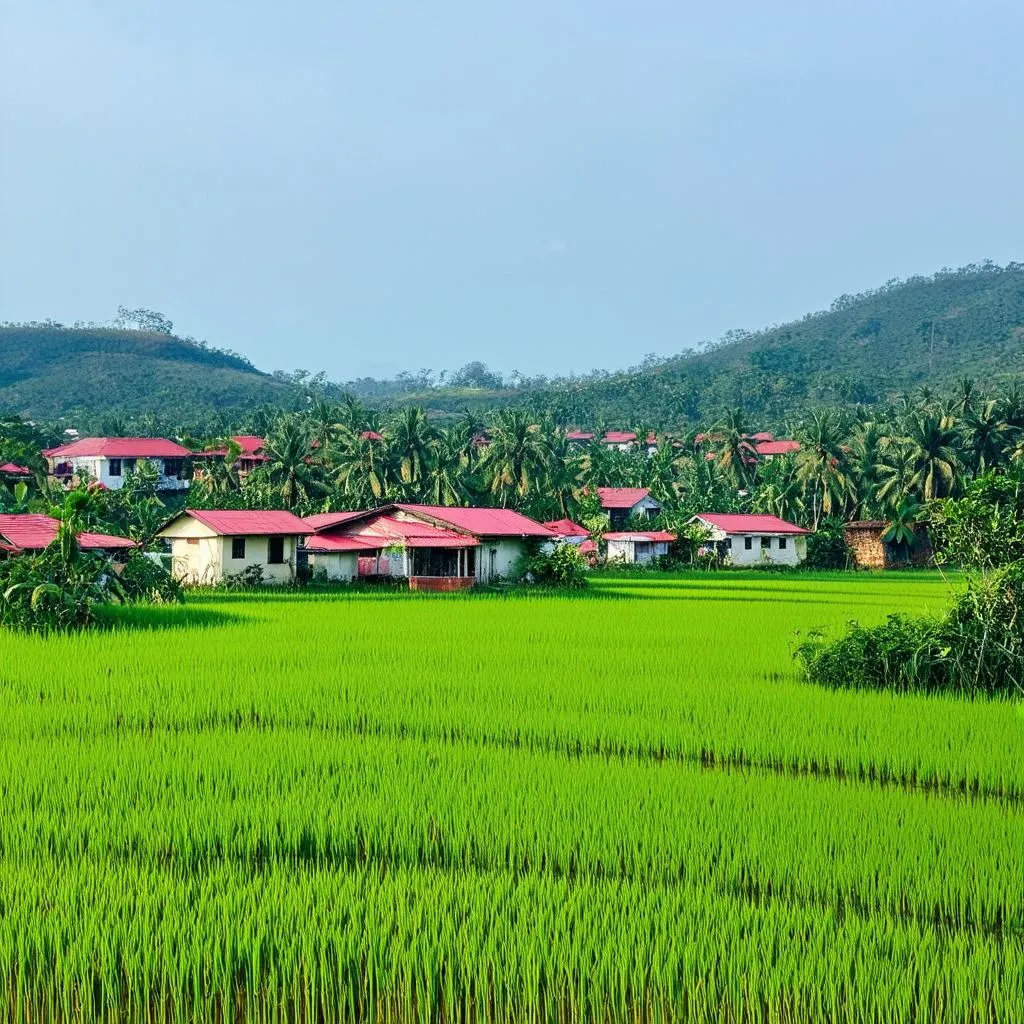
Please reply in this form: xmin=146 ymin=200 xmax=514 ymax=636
xmin=796 ymin=471 xmax=1024 ymax=694
xmin=0 ymin=574 xmax=1019 ymax=1021
xmin=4 ymin=263 xmax=1024 ymax=425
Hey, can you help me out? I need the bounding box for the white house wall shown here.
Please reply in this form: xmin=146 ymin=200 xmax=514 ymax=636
xmin=475 ymin=538 xmax=529 ymax=582
xmin=717 ymin=533 xmax=806 ymax=567
xmin=169 ymin=536 xmax=223 ymax=585
xmin=309 ymin=551 xmax=358 ymax=581
xmin=220 ymin=536 xmax=297 ymax=584
xmin=62 ymin=456 xmax=189 ymax=492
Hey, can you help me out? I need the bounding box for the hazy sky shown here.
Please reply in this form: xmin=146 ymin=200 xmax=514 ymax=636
xmin=2 ymin=1 xmax=1022 ymax=381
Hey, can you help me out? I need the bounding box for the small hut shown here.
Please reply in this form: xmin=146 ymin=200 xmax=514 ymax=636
xmin=844 ymin=520 xmax=933 ymax=569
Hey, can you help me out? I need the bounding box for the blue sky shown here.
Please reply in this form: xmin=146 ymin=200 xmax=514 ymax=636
xmin=2 ymin=0 xmax=1022 ymax=381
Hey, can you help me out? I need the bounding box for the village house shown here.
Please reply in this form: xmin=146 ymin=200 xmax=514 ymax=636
xmin=596 ymin=487 xmax=662 ymax=530
xmin=44 ymin=438 xmax=193 ymax=491
xmin=0 ymin=514 xmax=137 ymax=557
xmin=157 ymin=509 xmax=308 ymax=585
xmin=605 ymin=530 xmax=676 ymax=564
xmin=565 ymin=431 xmax=595 ymax=445
xmin=844 ymin=520 xmax=933 ymax=569
xmin=543 ymin=519 xmax=590 ymax=546
xmin=689 ymin=513 xmax=810 ymax=566
xmin=304 ymin=504 xmax=555 ymax=589
xmin=754 ymin=439 xmax=801 ymax=460
xmin=194 ymin=435 xmax=270 ymax=483
xmin=0 ymin=463 xmax=32 ymax=484
xmin=601 ymin=431 xmax=638 ymax=451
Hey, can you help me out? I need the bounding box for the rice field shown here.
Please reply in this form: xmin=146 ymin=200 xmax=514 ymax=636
xmin=0 ymin=571 xmax=1021 ymax=1022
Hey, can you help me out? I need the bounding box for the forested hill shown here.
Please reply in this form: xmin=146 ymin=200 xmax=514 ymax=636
xmin=382 ymin=263 xmax=1024 ymax=426
xmin=3 ymin=262 xmax=1023 ymax=428
xmin=0 ymin=325 xmax=297 ymax=422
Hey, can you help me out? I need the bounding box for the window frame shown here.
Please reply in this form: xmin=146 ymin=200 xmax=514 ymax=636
xmin=231 ymin=537 xmax=246 ymax=560
xmin=108 ymin=458 xmax=122 ymax=477
xmin=267 ymin=536 xmax=286 ymax=565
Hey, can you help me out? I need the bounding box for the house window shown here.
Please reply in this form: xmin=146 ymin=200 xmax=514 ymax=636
xmin=778 ymin=537 xmax=787 ymax=550
xmin=163 ymin=458 xmax=182 ymax=478
xmin=267 ymin=537 xmax=285 ymax=565
xmin=124 ymin=458 xmax=137 ymax=473
xmin=744 ymin=537 xmax=753 ymax=551
xmin=231 ymin=537 xmax=246 ymax=559
xmin=761 ymin=536 xmax=771 ymax=549
xmin=108 ymin=458 xmax=122 ymax=477
xmin=724 ymin=538 xmax=732 ymax=549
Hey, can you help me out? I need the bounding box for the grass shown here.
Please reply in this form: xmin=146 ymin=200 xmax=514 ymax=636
xmin=0 ymin=570 xmax=1020 ymax=1022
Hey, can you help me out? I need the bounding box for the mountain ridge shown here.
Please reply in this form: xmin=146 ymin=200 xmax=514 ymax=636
xmin=3 ymin=261 xmax=1023 ymax=427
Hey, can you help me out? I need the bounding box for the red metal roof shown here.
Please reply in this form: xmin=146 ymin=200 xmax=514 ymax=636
xmin=579 ymin=538 xmax=597 ymax=554
xmin=692 ymin=513 xmax=809 ymax=535
xmin=0 ymin=514 xmax=136 ymax=551
xmin=543 ymin=518 xmax=590 ymax=538
xmin=755 ymin=440 xmax=801 ymax=456
xmin=0 ymin=463 xmax=31 ymax=475
xmin=566 ymin=431 xmax=595 ymax=441
xmin=357 ymin=515 xmax=480 ymax=549
xmin=604 ymin=531 xmax=676 ymax=542
xmin=595 ymin=487 xmax=653 ymax=510
xmin=397 ymin=505 xmax=555 ymax=538
xmin=232 ymin=435 xmax=265 ymax=454
xmin=748 ymin=431 xmax=774 ymax=442
xmin=302 ymin=511 xmax=366 ymax=531
xmin=304 ymin=534 xmax=383 ymax=553
xmin=44 ymin=437 xmax=192 ymax=459
xmin=601 ymin=431 xmax=637 ymax=444
xmin=173 ymin=509 xmax=309 ymax=536
xmin=360 ymin=430 xmax=384 ymax=442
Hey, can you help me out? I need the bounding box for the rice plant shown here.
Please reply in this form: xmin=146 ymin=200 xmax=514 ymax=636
xmin=0 ymin=571 xmax=1018 ymax=1021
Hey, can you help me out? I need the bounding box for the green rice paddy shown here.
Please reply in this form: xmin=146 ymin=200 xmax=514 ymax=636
xmin=0 ymin=571 xmax=1020 ymax=1022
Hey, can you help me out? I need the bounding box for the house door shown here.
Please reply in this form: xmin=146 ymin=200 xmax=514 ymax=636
xmin=482 ymin=548 xmax=497 ymax=581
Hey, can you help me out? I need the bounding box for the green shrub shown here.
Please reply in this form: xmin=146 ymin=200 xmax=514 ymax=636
xmin=118 ymin=552 xmax=183 ymax=604
xmin=521 ymin=544 xmax=589 ymax=588
xmin=796 ymin=563 xmax=1023 ymax=695
xmin=804 ymin=517 xmax=848 ymax=569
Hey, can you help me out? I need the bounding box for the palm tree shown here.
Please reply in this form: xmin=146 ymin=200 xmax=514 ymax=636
xmin=424 ymin=427 xmax=470 ymax=506
xmin=962 ymin=399 xmax=1014 ymax=476
xmin=196 ymin=438 xmax=242 ymax=495
xmin=331 ymin=428 xmax=394 ymax=506
xmin=876 ymin=440 xmax=917 ymax=512
xmin=795 ymin=409 xmax=856 ymax=529
xmin=479 ymin=409 xmax=551 ymax=507
xmin=388 ymin=407 xmax=433 ymax=498
xmin=713 ymin=408 xmax=755 ymax=487
xmin=262 ymin=415 xmax=327 ymax=509
xmin=849 ymin=421 xmax=885 ymax=519
xmin=902 ymin=412 xmax=960 ymax=501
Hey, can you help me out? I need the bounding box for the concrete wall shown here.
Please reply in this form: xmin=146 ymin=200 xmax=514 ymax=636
xmin=720 ymin=533 xmax=806 ymax=567
xmin=309 ymin=551 xmax=359 ymax=581
xmin=219 ymin=535 xmax=297 ymax=584
xmin=475 ymin=538 xmax=529 ymax=582
xmin=161 ymin=516 xmax=298 ymax=584
xmin=59 ymin=456 xmax=190 ymax=492
xmin=606 ymin=539 xmax=671 ymax=564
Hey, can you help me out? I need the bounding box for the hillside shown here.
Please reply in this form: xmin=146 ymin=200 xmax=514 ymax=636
xmin=3 ymin=262 xmax=1023 ymax=428
xmin=0 ymin=326 xmax=295 ymax=422
xmin=379 ymin=262 xmax=1024 ymax=426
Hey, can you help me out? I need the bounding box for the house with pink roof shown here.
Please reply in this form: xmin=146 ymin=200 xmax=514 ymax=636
xmin=157 ymin=509 xmax=309 ymax=585
xmin=688 ymin=513 xmax=810 ymax=566
xmin=303 ymin=504 xmax=555 ymax=588
xmin=45 ymin=438 xmax=193 ymax=491
xmin=595 ymin=487 xmax=662 ymax=529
